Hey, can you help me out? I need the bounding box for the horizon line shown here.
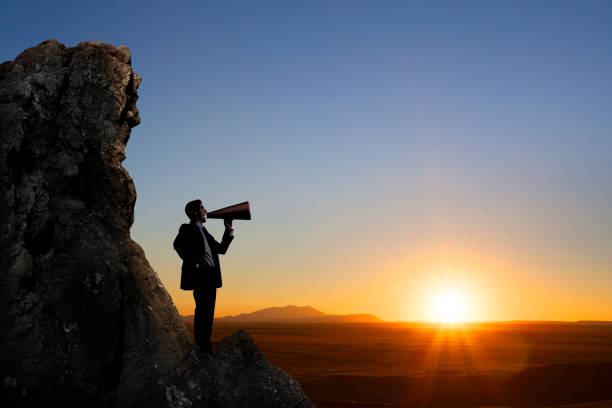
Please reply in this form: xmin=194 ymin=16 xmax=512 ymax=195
xmin=179 ymin=314 xmax=612 ymax=324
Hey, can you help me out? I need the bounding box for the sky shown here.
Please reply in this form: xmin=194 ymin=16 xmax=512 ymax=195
xmin=2 ymin=1 xmax=611 ymax=322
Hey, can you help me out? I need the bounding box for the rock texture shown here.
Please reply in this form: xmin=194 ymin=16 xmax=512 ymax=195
xmin=0 ymin=40 xmax=314 ymax=408
xmin=214 ymin=331 xmax=313 ymax=407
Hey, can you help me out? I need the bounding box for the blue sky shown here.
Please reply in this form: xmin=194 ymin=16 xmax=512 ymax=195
xmin=2 ymin=1 xmax=611 ymax=320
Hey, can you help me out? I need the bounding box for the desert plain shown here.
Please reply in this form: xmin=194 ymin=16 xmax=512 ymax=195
xmin=184 ymin=318 xmax=612 ymax=407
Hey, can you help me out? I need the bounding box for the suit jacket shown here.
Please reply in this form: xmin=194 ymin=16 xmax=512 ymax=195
xmin=173 ymin=221 xmax=234 ymax=290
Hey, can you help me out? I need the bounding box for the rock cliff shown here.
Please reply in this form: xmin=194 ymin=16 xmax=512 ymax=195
xmin=0 ymin=40 xmax=314 ymax=408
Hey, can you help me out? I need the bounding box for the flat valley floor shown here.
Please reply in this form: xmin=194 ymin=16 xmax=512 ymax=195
xmin=183 ymin=319 xmax=612 ymax=407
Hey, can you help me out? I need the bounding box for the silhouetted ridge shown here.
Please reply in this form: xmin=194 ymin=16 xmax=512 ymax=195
xmin=216 ymin=305 xmax=382 ymax=322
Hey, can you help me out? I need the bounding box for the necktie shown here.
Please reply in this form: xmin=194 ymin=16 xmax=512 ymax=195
xmin=198 ymin=226 xmax=215 ymax=267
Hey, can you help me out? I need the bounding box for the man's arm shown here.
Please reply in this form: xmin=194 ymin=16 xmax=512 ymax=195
xmin=208 ymin=219 xmax=234 ymax=255
xmin=217 ymin=228 xmax=234 ymax=255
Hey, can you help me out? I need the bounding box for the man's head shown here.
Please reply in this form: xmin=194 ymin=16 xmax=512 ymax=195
xmin=185 ymin=199 xmax=206 ymax=223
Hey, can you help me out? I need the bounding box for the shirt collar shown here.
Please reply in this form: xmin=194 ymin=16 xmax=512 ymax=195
xmin=190 ymin=220 xmax=204 ymax=229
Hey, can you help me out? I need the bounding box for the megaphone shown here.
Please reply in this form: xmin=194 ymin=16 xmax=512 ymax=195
xmin=207 ymin=201 xmax=251 ymax=220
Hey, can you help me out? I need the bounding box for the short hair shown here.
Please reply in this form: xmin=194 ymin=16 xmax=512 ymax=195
xmin=185 ymin=199 xmax=202 ymax=221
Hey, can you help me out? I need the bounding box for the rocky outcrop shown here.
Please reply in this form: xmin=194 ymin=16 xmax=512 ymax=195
xmin=0 ymin=40 xmax=314 ymax=407
xmin=214 ymin=331 xmax=314 ymax=407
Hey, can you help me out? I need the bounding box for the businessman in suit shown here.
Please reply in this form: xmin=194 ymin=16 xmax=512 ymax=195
xmin=173 ymin=199 xmax=234 ymax=353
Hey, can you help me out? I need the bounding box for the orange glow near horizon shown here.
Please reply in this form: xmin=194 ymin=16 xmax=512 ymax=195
xmin=151 ymin=238 xmax=612 ymax=322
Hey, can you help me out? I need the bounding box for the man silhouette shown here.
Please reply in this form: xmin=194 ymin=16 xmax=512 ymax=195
xmin=173 ymin=199 xmax=234 ymax=353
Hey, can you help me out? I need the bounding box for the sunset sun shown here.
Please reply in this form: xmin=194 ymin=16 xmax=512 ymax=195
xmin=433 ymin=291 xmax=468 ymax=323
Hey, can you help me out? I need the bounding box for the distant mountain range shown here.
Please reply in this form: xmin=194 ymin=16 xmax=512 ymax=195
xmin=212 ymin=305 xmax=382 ymax=323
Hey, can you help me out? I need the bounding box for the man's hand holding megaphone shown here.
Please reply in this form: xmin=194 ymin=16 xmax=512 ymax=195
xmin=224 ymin=218 xmax=233 ymax=231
